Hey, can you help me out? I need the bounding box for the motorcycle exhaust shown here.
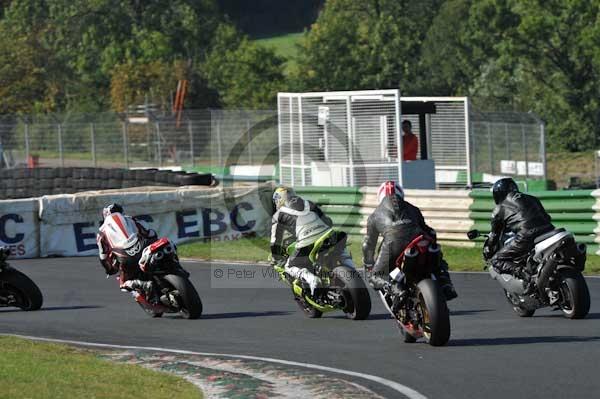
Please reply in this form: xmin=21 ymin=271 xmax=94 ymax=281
xmin=575 ymin=243 xmax=587 ymax=270
xmin=537 ymin=253 xmax=559 ymax=297
xmin=402 ymin=247 xmax=419 ymax=273
xmin=428 ymin=242 xmax=441 ymax=269
xmin=489 ymin=267 xmax=526 ymax=295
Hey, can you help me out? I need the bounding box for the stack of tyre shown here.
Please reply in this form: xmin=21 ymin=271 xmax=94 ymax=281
xmin=0 ymin=168 xmax=215 ymax=199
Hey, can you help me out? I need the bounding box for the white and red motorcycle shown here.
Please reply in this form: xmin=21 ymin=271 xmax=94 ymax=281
xmin=102 ymin=214 xmax=202 ymax=319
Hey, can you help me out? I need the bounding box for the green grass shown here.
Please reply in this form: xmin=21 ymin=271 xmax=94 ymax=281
xmin=178 ymin=237 xmax=600 ymax=274
xmin=254 ymin=32 xmax=303 ymax=74
xmin=0 ymin=336 xmax=202 ymax=399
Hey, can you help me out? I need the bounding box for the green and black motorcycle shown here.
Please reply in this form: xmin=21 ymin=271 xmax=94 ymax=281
xmin=273 ymin=229 xmax=371 ymax=320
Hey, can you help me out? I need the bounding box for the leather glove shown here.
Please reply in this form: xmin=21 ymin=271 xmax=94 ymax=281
xmin=483 ymin=245 xmax=493 ymax=261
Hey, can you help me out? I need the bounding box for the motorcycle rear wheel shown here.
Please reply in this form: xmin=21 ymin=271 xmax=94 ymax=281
xmin=417 ymin=279 xmax=450 ymax=346
xmin=163 ymin=274 xmax=203 ymax=319
xmin=558 ymin=270 xmax=590 ymax=319
xmin=0 ymin=269 xmax=43 ymax=311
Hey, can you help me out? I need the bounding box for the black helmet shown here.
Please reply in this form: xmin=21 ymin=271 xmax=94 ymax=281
xmin=492 ymin=178 xmax=519 ymax=204
xmin=103 ymin=203 xmax=124 ymax=218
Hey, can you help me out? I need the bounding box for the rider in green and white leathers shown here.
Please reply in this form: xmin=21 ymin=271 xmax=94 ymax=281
xmin=271 ymin=187 xmax=354 ymax=294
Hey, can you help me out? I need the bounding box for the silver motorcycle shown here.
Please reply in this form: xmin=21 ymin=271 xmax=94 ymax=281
xmin=468 ymin=228 xmax=590 ymax=318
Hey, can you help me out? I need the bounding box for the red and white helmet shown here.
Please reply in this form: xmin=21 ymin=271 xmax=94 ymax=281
xmin=103 ymin=203 xmax=124 ymax=219
xmin=377 ymin=181 xmax=404 ymax=204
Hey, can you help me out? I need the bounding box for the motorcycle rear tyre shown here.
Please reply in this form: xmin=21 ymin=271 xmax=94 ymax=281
xmin=417 ymin=279 xmax=450 ymax=346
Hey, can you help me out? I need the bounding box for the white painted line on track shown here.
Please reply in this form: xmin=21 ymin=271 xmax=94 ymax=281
xmin=5 ymin=334 xmax=428 ymax=399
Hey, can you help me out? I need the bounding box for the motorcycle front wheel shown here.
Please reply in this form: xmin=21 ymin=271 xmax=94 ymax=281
xmin=163 ymin=274 xmax=203 ymax=319
xmin=0 ymin=268 xmax=43 ymax=311
xmin=331 ymin=266 xmax=371 ymax=320
xmin=417 ymin=279 xmax=450 ymax=346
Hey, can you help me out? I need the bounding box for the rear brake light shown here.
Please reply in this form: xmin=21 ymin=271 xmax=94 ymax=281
xmin=149 ymin=237 xmax=169 ymax=253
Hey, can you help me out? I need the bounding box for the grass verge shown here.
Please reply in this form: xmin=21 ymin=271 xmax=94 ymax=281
xmin=254 ymin=32 xmax=303 ymax=74
xmin=178 ymin=237 xmax=600 ymax=275
xmin=0 ymin=336 xmax=202 ymax=399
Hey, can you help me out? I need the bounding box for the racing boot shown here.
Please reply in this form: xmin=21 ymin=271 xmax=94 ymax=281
xmin=435 ymin=261 xmax=458 ymax=301
xmin=120 ymin=279 xmax=153 ymax=294
xmin=492 ymin=258 xmax=517 ymax=275
xmin=286 ymin=266 xmax=321 ymax=296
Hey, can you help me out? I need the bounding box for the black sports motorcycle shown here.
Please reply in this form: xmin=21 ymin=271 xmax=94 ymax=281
xmin=468 ymin=228 xmax=589 ymax=318
xmin=0 ymin=248 xmax=43 ymax=311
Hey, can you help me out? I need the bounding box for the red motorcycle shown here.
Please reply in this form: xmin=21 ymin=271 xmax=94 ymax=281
xmin=377 ymin=235 xmax=451 ymax=346
xmin=112 ymin=237 xmax=203 ymax=319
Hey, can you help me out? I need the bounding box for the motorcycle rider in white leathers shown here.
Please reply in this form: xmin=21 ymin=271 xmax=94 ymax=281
xmin=270 ymin=187 xmax=354 ymax=294
xmin=96 ymin=203 xmax=157 ymax=292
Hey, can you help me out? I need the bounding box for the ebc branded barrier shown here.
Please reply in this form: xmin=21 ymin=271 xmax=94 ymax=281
xmin=37 ymin=184 xmax=273 ymax=257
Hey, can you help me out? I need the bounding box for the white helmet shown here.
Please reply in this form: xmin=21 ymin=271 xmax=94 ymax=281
xmin=377 ymin=181 xmax=404 ymax=204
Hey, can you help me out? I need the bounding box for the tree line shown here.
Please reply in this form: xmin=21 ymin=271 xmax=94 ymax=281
xmin=0 ymin=0 xmax=598 ymax=151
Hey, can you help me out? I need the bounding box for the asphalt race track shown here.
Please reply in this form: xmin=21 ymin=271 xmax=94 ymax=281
xmin=2 ymin=258 xmax=600 ymax=399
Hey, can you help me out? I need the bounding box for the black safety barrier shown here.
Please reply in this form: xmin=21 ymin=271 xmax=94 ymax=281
xmin=0 ymin=168 xmax=215 ymax=199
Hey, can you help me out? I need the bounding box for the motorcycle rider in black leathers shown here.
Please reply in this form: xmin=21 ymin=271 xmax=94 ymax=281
xmin=270 ymin=186 xmax=354 ymax=294
xmin=362 ymin=181 xmax=457 ymax=300
xmin=485 ymin=178 xmax=554 ymax=274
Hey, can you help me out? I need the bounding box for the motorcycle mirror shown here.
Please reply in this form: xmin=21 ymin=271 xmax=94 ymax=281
xmin=467 ymin=229 xmax=480 ymax=240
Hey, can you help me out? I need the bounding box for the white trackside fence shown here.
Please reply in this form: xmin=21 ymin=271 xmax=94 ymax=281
xmin=278 ymin=90 xmax=404 ymax=187
xmin=278 ymin=90 xmax=474 ymax=188
xmin=278 ymin=90 xmax=546 ymax=188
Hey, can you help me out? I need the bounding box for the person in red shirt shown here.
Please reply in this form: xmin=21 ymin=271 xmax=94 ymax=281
xmin=402 ymin=120 xmax=419 ymax=161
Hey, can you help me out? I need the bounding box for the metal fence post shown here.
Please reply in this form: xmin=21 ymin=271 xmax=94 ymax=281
xmin=188 ymin=119 xmax=195 ymax=167
xmin=145 ymin=121 xmax=151 ymax=162
xmin=540 ymin=121 xmax=547 ymax=181
xmin=155 ymin=122 xmax=162 ymax=167
xmin=90 ymin=123 xmax=97 ymax=167
xmin=521 ymin=123 xmax=528 ymax=179
xmin=122 ymin=121 xmax=129 ymax=168
xmin=24 ymin=122 xmax=30 ymax=162
xmin=470 ymin=123 xmax=477 ymax=174
xmin=504 ymin=123 xmax=510 ymax=160
xmin=216 ymin=117 xmax=223 ymax=167
xmin=246 ymin=118 xmax=253 ymax=165
xmin=486 ymin=122 xmax=494 ymax=174
xmin=58 ymin=123 xmax=64 ymax=167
